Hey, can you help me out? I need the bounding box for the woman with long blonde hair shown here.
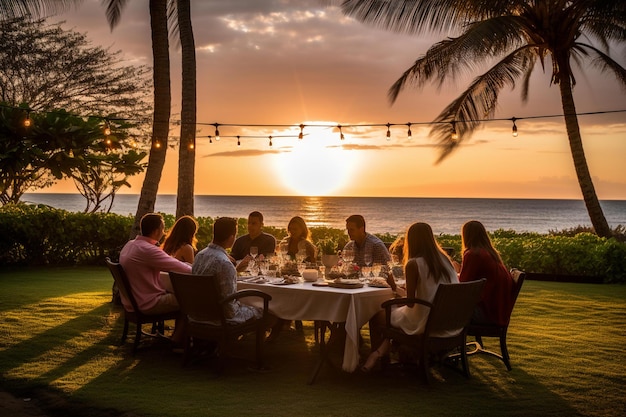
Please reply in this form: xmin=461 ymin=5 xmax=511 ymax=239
xmin=362 ymin=222 xmax=458 ymax=372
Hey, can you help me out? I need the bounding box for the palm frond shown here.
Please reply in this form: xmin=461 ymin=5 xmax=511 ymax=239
xmin=576 ymin=42 xmax=626 ymax=90
xmin=101 ymin=0 xmax=129 ymax=29
xmin=430 ymin=47 xmax=537 ymax=162
xmin=388 ymin=15 xmax=529 ymax=103
xmin=338 ymin=0 xmax=522 ymax=36
xmin=0 ymin=0 xmax=82 ymax=19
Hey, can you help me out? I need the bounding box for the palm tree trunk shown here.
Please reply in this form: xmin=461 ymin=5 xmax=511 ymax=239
xmin=175 ymin=0 xmax=196 ymax=218
xmin=558 ymin=75 xmax=612 ymax=238
xmin=130 ymin=0 xmax=171 ymax=238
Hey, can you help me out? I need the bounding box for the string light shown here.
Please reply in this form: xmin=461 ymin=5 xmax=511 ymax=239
xmin=214 ymin=123 xmax=220 ymax=141
xmin=103 ymin=120 xmax=111 ymax=136
xmin=237 ymin=135 xmax=241 ymax=146
xmin=23 ymin=110 xmax=31 ymax=127
xmin=188 ymin=140 xmax=195 ymax=150
xmin=268 ymin=135 xmax=273 ymax=147
xmin=1 ymin=103 xmax=623 ymax=147
xmin=450 ymin=121 xmax=459 ymax=141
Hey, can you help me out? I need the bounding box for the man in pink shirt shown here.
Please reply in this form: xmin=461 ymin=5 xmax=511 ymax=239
xmin=119 ymin=213 xmax=192 ymax=344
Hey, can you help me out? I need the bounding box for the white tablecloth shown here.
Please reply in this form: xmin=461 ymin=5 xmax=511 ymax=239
xmin=237 ymin=281 xmax=393 ymax=372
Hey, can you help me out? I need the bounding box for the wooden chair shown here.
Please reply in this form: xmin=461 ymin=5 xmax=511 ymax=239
xmin=466 ymin=269 xmax=526 ymax=370
xmin=105 ymin=257 xmax=178 ymax=355
xmin=168 ymin=271 xmax=272 ymax=371
xmin=380 ymin=279 xmax=486 ymax=383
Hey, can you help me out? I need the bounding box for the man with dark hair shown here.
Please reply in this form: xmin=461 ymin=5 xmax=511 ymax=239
xmin=344 ymin=214 xmax=398 ymax=292
xmin=231 ymin=211 xmax=276 ymax=272
xmin=119 ymin=213 xmax=191 ymax=343
xmin=192 ymin=217 xmax=263 ymax=323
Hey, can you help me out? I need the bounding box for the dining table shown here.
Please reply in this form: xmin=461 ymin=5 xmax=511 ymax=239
xmin=237 ymin=278 xmax=393 ymax=379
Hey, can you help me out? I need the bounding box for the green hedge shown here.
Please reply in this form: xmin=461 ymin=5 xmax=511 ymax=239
xmin=1 ymin=204 xmax=625 ymax=283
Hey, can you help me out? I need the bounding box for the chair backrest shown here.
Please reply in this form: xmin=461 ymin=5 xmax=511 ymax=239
xmin=169 ymin=272 xmax=223 ymax=323
xmin=105 ymin=257 xmax=140 ymax=313
xmin=425 ymin=279 xmax=486 ymax=336
xmin=506 ymin=269 xmax=526 ymax=324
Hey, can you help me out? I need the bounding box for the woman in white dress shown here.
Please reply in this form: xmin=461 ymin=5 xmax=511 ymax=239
xmin=362 ymin=222 xmax=458 ymax=372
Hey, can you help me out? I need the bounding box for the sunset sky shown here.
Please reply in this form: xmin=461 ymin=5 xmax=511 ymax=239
xmin=45 ymin=0 xmax=626 ymax=199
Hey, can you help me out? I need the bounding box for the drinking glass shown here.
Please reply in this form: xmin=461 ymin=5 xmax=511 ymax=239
xmin=297 ymin=261 xmax=306 ymax=279
xmin=372 ymin=262 xmax=382 ymax=277
xmin=258 ymin=260 xmax=268 ymax=276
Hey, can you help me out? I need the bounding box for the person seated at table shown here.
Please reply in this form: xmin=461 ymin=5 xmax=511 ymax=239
xmin=192 ymin=217 xmax=269 ymax=324
xmin=344 ymin=214 xmax=398 ymax=291
xmin=119 ymin=213 xmax=192 ymax=345
xmin=231 ymin=211 xmax=276 ymax=272
xmin=362 ymin=222 xmax=458 ymax=372
xmin=280 ymin=216 xmax=316 ymax=263
xmin=162 ymin=215 xmax=198 ymax=264
xmin=458 ymin=220 xmax=515 ymax=326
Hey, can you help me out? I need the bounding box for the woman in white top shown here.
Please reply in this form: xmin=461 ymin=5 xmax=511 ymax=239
xmin=362 ymin=222 xmax=458 ymax=372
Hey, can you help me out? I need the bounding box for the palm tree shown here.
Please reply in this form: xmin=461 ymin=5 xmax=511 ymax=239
xmin=174 ymin=0 xmax=196 ymax=218
xmin=337 ymin=0 xmax=626 ymax=238
xmin=103 ymin=0 xmax=172 ymax=237
xmin=0 ymin=0 xmax=80 ymax=18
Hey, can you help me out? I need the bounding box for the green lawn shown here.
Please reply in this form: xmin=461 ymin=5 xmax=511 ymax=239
xmin=1 ymin=267 xmax=624 ymax=417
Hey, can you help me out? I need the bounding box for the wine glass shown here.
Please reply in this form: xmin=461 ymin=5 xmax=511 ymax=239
xmin=297 ymin=261 xmax=306 ymax=279
xmin=258 ymin=260 xmax=268 ymax=276
xmin=372 ymin=262 xmax=382 ymax=278
xmin=250 ymin=246 xmax=258 ymax=259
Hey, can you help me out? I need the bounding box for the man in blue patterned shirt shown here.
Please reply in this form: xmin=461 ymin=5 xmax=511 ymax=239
xmin=192 ymin=217 xmax=262 ymax=324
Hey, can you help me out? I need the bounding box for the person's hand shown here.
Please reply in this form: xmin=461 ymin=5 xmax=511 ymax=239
xmin=394 ymin=286 xmax=407 ymax=298
xmin=235 ymin=255 xmax=252 ymax=272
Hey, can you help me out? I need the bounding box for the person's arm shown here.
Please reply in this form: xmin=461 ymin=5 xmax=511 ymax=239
xmin=459 ymin=250 xmax=481 ymax=282
xmin=176 ymin=244 xmax=195 ymax=264
xmin=151 ymin=246 xmax=192 ymax=273
xmin=404 ymin=259 xmax=418 ymax=307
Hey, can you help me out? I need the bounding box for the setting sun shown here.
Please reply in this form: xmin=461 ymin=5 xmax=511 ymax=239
xmin=272 ymin=126 xmax=359 ymax=196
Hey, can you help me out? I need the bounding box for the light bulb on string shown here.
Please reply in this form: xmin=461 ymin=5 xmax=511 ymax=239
xmin=214 ymin=123 xmax=220 ymax=141
xmin=407 ymin=123 xmax=412 ymax=140
xmin=188 ymin=140 xmax=195 ymax=150
xmin=299 ymin=124 xmax=304 ymax=140
xmin=511 ymin=117 xmax=518 ymax=137
xmin=209 ymin=136 xmax=213 ymax=144
xmin=237 ymin=135 xmax=241 ymax=146
xmin=154 ymin=140 xmax=161 ymax=149
xmin=268 ymin=136 xmax=273 ymax=147
xmin=450 ymin=121 xmax=459 ymax=141
xmin=338 ymin=125 xmax=344 ymax=140
xmin=103 ymin=120 xmax=111 ymax=136
xmin=386 ymin=123 xmax=391 ymax=141
xmin=23 ymin=111 xmax=32 ymax=127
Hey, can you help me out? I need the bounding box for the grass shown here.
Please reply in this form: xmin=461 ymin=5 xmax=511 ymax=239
xmin=1 ymin=267 xmax=625 ymax=417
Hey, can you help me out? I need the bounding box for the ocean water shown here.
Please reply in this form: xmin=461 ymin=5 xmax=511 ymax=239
xmin=21 ymin=193 xmax=626 ymax=236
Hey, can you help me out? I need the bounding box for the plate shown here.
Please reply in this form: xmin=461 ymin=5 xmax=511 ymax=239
xmin=312 ymin=282 xmax=329 ymax=287
xmin=328 ymin=282 xmax=364 ymax=289
xmin=271 ymin=280 xmax=296 ymax=285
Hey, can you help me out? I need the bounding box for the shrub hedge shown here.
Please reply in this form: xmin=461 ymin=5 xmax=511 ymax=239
xmin=1 ymin=204 xmax=624 ymax=283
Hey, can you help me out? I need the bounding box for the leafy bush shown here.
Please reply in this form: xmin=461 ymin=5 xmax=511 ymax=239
xmin=1 ymin=204 xmax=624 ymax=283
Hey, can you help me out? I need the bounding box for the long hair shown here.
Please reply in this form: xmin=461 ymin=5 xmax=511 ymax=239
xmin=162 ymin=215 xmax=198 ymax=255
xmin=287 ymin=216 xmax=311 ymax=241
xmin=404 ymin=222 xmax=453 ymax=283
xmin=461 ymin=220 xmax=504 ymax=264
